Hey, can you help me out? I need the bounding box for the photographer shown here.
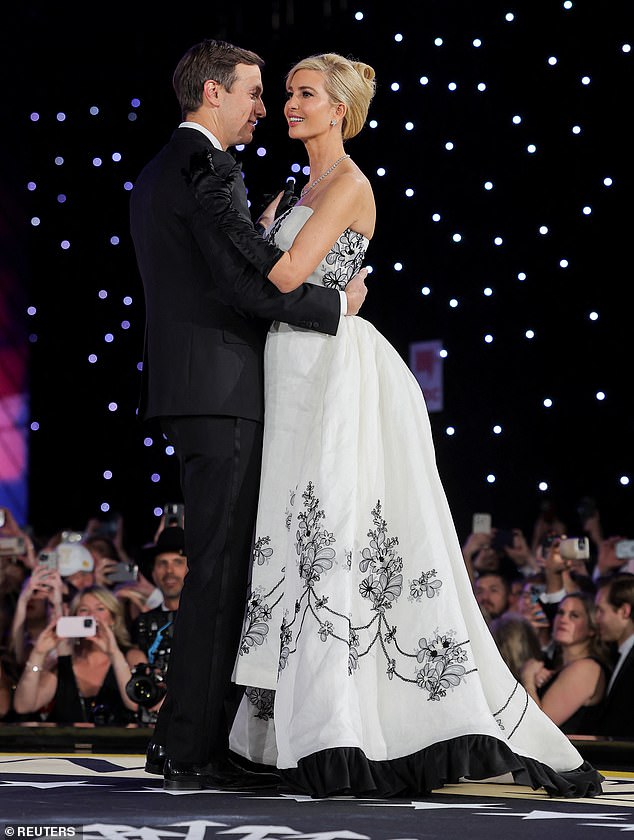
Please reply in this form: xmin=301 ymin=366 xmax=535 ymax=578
xmin=13 ymin=586 xmax=145 ymax=724
xmin=129 ymin=528 xmax=186 ymax=708
xmin=130 ymin=526 xmax=186 ymax=768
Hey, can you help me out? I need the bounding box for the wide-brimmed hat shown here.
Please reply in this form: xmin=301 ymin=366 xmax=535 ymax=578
xmin=138 ymin=526 xmax=186 ymax=580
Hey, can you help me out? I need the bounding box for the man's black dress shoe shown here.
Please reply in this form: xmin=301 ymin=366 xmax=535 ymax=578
xmin=145 ymin=742 xmax=167 ymax=775
xmin=163 ymin=757 xmax=281 ymax=791
xmin=163 ymin=759 xmax=206 ymax=790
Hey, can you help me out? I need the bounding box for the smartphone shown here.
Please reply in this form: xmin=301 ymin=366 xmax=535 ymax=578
xmin=559 ymin=536 xmax=590 ymax=562
xmin=616 ymin=540 xmax=634 ymax=560
xmin=57 ymin=616 xmax=96 ymax=638
xmin=106 ymin=561 xmax=139 ymax=584
xmin=529 ymin=585 xmax=544 ymax=605
xmin=38 ymin=551 xmax=58 ymax=571
xmin=472 ymin=513 xmax=492 ymax=534
xmin=164 ymin=503 xmax=185 ymax=529
xmin=0 ymin=536 xmax=26 ymax=556
xmin=0 ymin=508 xmax=5 ymax=528
xmin=492 ymin=529 xmax=515 ymax=552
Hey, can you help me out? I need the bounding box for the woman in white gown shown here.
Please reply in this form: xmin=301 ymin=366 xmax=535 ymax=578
xmin=192 ymin=52 xmax=602 ymax=799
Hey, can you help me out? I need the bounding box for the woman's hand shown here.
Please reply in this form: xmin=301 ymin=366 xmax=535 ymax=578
xmin=521 ymin=657 xmax=554 ymax=691
xmin=92 ymin=620 xmax=118 ymax=658
xmin=32 ymin=619 xmax=62 ymax=658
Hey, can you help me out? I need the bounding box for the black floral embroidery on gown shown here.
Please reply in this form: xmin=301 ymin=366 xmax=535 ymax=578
xmin=240 ymin=484 xmax=464 ymax=703
xmin=267 ymin=209 xmax=366 ymax=290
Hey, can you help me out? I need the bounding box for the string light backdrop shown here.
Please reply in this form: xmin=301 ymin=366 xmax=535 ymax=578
xmin=19 ymin=1 xmax=632 ymax=551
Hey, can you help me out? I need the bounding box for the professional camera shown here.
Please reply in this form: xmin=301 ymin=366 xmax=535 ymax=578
xmin=125 ymin=662 xmax=167 ymax=708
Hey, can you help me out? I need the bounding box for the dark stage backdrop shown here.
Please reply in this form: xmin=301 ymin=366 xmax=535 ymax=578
xmin=7 ymin=0 xmax=632 ymax=555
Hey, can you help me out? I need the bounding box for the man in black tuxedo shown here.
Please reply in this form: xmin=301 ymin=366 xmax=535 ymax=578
xmin=130 ymin=39 xmax=367 ymax=790
xmin=593 ymin=574 xmax=634 ymax=737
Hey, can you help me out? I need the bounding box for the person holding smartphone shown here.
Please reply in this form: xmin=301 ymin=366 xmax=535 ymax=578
xmin=13 ymin=586 xmax=146 ymax=724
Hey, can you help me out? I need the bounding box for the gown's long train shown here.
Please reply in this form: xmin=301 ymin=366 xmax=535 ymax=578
xmin=229 ymin=205 xmax=602 ymax=798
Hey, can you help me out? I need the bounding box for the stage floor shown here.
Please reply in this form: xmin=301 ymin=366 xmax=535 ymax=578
xmin=1 ymin=753 xmax=633 ymax=839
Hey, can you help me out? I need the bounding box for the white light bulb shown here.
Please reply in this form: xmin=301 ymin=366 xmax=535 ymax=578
xmin=369 ymin=119 xmax=378 ymax=128
xmin=452 ymin=233 xmax=462 ymax=242
xmin=445 ymin=141 xmax=454 ymax=150
xmin=539 ymin=225 xmax=549 ymax=235
xmin=589 ymin=311 xmax=599 ymax=321
xmin=620 ymin=476 xmax=631 ymax=486
xmin=525 ymin=329 xmax=535 ymax=339
xmin=434 ymin=37 xmax=443 ymax=46
xmin=394 ymin=262 xmax=403 ymax=271
xmin=394 ymin=33 xmax=403 ymax=42
xmin=405 ymin=121 xmax=414 ymax=130
xmin=581 ymin=75 xmax=591 ymax=85
xmin=450 ymin=298 xmax=459 ymax=308
xmin=477 ymin=82 xmax=487 ymax=91
xmin=487 ymin=474 xmax=496 ymax=484
xmin=421 ymin=286 xmax=431 ymax=296
xmin=377 ymin=167 xmax=386 ymax=176
xmin=539 ymin=481 xmax=549 ymax=491
xmin=432 ymin=213 xmax=441 ymax=222
xmin=505 ymin=13 xmax=515 ymax=22
xmin=512 ymin=115 xmax=522 ymax=124
xmin=405 ymin=188 xmax=415 ymax=197
xmin=493 ymin=425 xmax=502 ymax=435
xmin=494 ymin=236 xmax=503 ymax=245
xmin=548 ymin=56 xmax=558 ymax=65
xmin=527 ymin=144 xmax=537 ymax=153
xmin=603 ymin=177 xmax=613 ymax=186
xmin=559 ymin=259 xmax=569 ymax=268
xmin=517 ymin=272 xmax=527 ymax=281
xmin=484 ymin=334 xmax=494 ymax=343
xmin=596 ymin=391 xmax=606 ymax=401
xmin=473 ymin=39 xmax=482 ymax=47
xmin=484 ymin=181 xmax=493 ymax=190
xmin=419 ymin=76 xmax=429 ymax=85
xmin=391 ymin=82 xmax=400 ymax=91
xmin=484 ymin=287 xmax=493 ymax=296
xmin=572 ymin=125 xmax=581 ymax=134
xmin=543 ymin=398 xmax=553 ymax=408
xmin=448 ymin=82 xmax=457 ymax=91
xmin=446 ymin=426 xmax=455 ymax=436
xmin=354 ymin=11 xmax=364 ymax=20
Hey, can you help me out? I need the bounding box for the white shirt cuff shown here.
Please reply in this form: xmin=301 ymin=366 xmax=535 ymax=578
xmin=540 ymin=587 xmax=566 ymax=604
xmin=339 ymin=290 xmax=347 ymax=316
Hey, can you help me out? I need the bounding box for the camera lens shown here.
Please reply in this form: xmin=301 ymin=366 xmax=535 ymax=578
xmin=84 ymin=618 xmax=92 ymax=627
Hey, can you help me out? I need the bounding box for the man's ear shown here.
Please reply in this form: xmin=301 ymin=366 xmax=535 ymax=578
xmin=204 ymin=80 xmax=221 ymax=106
xmin=620 ymin=601 xmax=632 ymax=622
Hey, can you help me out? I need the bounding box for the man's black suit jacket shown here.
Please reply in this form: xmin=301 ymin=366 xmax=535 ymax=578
xmin=130 ymin=126 xmax=341 ymax=422
xmin=594 ymin=644 xmax=634 ymax=737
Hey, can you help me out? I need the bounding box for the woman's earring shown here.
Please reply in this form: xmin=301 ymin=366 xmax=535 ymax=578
xmin=330 ymin=119 xmax=337 ymax=126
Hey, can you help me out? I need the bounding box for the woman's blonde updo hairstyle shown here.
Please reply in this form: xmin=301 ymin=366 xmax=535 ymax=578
xmin=286 ymin=53 xmax=376 ymax=141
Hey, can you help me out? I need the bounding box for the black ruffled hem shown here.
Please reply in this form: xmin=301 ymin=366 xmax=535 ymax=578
xmin=279 ymin=735 xmax=604 ymax=799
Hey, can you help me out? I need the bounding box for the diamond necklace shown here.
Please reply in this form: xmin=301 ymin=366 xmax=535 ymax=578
xmin=300 ymin=154 xmax=351 ymax=198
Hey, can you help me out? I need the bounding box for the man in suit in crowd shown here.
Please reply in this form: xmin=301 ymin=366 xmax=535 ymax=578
xmin=129 ymin=39 xmax=367 ymax=790
xmin=593 ymin=573 xmax=634 ymax=737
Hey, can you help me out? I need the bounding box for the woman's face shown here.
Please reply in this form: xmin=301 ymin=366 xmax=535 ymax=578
xmin=76 ymin=593 xmax=114 ymax=627
xmin=553 ymin=597 xmax=593 ymax=647
xmin=284 ymin=69 xmax=341 ymax=140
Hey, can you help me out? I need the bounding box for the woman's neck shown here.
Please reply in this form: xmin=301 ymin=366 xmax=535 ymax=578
xmin=304 ymin=137 xmax=347 ymax=182
xmin=561 ymin=641 xmax=591 ymax=666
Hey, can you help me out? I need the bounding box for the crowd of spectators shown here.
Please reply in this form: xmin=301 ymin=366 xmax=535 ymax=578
xmin=463 ymin=499 xmax=634 ymax=738
xmin=0 ymin=505 xmax=186 ymax=727
xmin=1 ymin=497 xmax=633 ymax=742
